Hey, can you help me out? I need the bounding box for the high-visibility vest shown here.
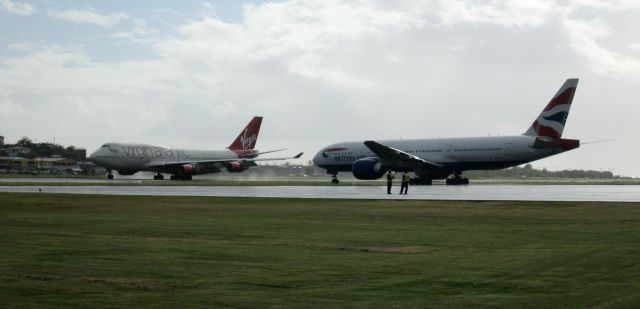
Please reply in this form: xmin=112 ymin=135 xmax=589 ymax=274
xmin=402 ymin=174 xmax=410 ymax=182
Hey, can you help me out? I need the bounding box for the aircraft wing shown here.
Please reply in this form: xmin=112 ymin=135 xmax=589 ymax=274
xmin=250 ymin=152 xmax=303 ymax=161
xmin=363 ymin=141 xmax=443 ymax=169
xmin=145 ymin=152 xmax=303 ymax=169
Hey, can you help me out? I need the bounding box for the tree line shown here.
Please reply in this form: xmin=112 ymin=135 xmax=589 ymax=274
xmin=3 ymin=136 xmax=86 ymax=160
xmin=465 ymin=164 xmax=616 ymax=179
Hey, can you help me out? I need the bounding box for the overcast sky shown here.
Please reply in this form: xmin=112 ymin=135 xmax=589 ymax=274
xmin=1 ymin=0 xmax=639 ymax=176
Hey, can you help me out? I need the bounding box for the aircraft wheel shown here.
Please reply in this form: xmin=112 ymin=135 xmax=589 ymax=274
xmin=107 ymin=174 xmax=114 ymax=180
xmin=446 ymin=177 xmax=469 ymax=185
xmin=331 ymin=178 xmax=339 ymax=184
xmin=170 ymin=175 xmax=177 ymax=180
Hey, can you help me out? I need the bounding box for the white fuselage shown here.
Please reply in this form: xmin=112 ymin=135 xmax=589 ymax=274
xmin=89 ymin=143 xmax=242 ymax=173
xmin=313 ymin=135 xmax=570 ymax=178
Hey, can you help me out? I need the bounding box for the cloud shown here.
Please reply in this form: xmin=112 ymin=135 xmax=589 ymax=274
xmin=2 ymin=0 xmax=640 ymax=175
xmin=156 ymin=1 xmax=424 ymax=89
xmin=0 ymin=0 xmax=34 ymax=15
xmin=48 ymin=7 xmax=129 ymax=27
xmin=629 ymin=43 xmax=640 ymax=51
xmin=111 ymin=19 xmax=158 ymax=43
xmin=569 ymin=0 xmax=640 ymax=10
xmin=564 ymin=18 xmax=640 ymax=81
xmin=437 ymin=0 xmax=557 ymax=27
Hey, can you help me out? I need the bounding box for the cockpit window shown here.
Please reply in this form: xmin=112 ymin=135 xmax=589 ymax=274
xmin=101 ymin=144 xmax=112 ymax=148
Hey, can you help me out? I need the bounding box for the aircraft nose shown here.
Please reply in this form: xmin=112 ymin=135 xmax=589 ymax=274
xmin=312 ymin=150 xmax=323 ymax=166
xmin=88 ymin=149 xmax=101 ymax=165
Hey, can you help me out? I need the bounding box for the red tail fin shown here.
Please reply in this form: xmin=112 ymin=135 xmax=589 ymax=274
xmin=228 ymin=116 xmax=263 ymax=150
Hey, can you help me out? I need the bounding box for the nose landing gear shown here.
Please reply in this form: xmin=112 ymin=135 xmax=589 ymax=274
xmin=328 ymin=170 xmax=340 ymax=184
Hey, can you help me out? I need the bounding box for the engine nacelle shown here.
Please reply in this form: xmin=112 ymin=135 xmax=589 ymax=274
xmin=180 ymin=164 xmax=200 ymax=175
xmin=352 ymin=158 xmax=385 ymax=180
xmin=226 ymin=161 xmax=248 ymax=173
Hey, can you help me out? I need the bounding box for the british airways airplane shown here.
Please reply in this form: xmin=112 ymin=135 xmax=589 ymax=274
xmin=313 ymin=79 xmax=580 ymax=185
xmin=89 ymin=116 xmax=302 ymax=180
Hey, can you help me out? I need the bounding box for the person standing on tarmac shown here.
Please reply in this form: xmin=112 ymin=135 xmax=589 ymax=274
xmin=386 ymin=171 xmax=394 ymax=194
xmin=400 ymin=171 xmax=410 ymax=194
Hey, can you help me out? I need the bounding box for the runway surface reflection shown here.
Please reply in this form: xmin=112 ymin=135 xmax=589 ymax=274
xmin=1 ymin=185 xmax=640 ymax=202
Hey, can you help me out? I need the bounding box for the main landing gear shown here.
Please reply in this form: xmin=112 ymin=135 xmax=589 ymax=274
xmin=446 ymin=172 xmax=469 ymax=185
xmin=107 ymin=170 xmax=114 ymax=180
xmin=170 ymin=174 xmax=192 ymax=180
xmin=153 ymin=173 xmax=165 ymax=180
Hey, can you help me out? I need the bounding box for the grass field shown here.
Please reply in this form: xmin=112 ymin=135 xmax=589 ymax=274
xmin=2 ymin=193 xmax=640 ymax=308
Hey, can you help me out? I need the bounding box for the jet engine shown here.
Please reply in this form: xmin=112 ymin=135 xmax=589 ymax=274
xmin=180 ymin=164 xmax=200 ymax=175
xmin=352 ymin=158 xmax=385 ymax=180
xmin=226 ymin=161 xmax=248 ymax=173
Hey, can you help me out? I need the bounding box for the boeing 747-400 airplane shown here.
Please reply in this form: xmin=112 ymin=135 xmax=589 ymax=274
xmin=89 ymin=116 xmax=302 ymax=180
xmin=313 ymin=79 xmax=580 ymax=185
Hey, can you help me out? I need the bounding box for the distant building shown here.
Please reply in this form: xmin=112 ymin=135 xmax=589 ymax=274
xmin=67 ymin=148 xmax=87 ymax=161
xmin=0 ymin=156 xmax=36 ymax=173
xmin=35 ymin=156 xmax=77 ymax=172
xmin=0 ymin=135 xmax=4 ymax=146
xmin=4 ymin=146 xmax=31 ymax=157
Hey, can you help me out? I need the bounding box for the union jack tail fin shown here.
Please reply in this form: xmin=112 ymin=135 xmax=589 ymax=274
xmin=524 ymin=78 xmax=579 ymax=138
xmin=228 ymin=116 xmax=263 ymax=150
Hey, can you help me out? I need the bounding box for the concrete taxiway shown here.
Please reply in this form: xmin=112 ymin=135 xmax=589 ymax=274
xmin=1 ymin=185 xmax=639 ymax=202
xmin=0 ymin=178 xmax=143 ymax=184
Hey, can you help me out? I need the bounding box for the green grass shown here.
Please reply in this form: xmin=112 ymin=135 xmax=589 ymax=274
xmin=2 ymin=193 xmax=640 ymax=308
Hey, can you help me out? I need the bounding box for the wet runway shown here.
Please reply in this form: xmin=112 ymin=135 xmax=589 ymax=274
xmin=1 ymin=185 xmax=640 ymax=202
xmin=0 ymin=178 xmax=143 ymax=184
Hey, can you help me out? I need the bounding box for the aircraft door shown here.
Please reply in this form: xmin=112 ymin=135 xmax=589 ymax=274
xmin=444 ymin=144 xmax=455 ymax=160
xmin=503 ymin=142 xmax=513 ymax=159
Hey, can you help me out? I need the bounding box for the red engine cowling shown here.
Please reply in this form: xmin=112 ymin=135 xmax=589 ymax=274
xmin=180 ymin=164 xmax=199 ymax=175
xmin=226 ymin=161 xmax=248 ymax=173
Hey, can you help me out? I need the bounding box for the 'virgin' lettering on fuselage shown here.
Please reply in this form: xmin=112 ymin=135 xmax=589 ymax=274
xmin=122 ymin=146 xmax=191 ymax=160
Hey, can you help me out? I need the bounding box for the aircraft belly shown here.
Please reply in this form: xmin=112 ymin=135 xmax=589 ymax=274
xmin=441 ymin=160 xmax=526 ymax=171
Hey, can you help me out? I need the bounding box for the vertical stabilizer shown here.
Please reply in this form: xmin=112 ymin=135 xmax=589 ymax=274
xmin=524 ymin=78 xmax=579 ymax=138
xmin=228 ymin=116 xmax=263 ymax=150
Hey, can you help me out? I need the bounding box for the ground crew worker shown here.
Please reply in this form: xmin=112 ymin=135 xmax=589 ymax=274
xmin=386 ymin=171 xmax=394 ymax=194
xmin=400 ymin=171 xmax=410 ymax=194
